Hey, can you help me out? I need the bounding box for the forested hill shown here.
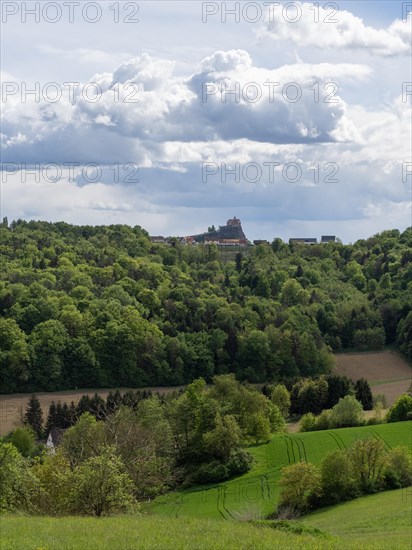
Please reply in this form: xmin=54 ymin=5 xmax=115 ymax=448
xmin=0 ymin=220 xmax=411 ymax=393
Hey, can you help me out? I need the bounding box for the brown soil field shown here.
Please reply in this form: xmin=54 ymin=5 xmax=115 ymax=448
xmin=0 ymin=386 xmax=184 ymax=436
xmin=369 ymin=380 xmax=411 ymax=406
xmin=334 ymin=350 xmax=412 ymax=406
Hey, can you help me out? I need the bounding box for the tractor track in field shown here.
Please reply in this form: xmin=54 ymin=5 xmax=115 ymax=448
xmin=331 ymin=431 xmax=347 ymax=449
xmin=281 ymin=434 xmax=307 ymax=463
xmin=281 ymin=436 xmax=292 ymax=464
xmin=369 ymin=428 xmax=392 ymax=451
xmin=293 ymin=437 xmax=307 ymax=462
xmin=263 ymin=474 xmax=273 ymax=500
xmin=288 ymin=436 xmax=297 ymax=463
xmin=335 ymin=431 xmax=346 ymax=449
xmin=221 ymin=486 xmax=234 ymax=519
xmin=298 ymin=437 xmax=308 ymax=462
xmin=216 ymin=486 xmax=227 ymax=519
xmin=259 ymin=476 xmax=266 ymax=500
xmin=329 ymin=431 xmax=344 ymax=450
xmin=260 ymin=474 xmax=273 ymax=501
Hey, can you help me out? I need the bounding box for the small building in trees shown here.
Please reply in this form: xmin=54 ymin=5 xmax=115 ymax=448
xmin=45 ymin=427 xmax=65 ymax=455
xmin=289 ymin=238 xmax=318 ymax=245
xmin=150 ymin=236 xmax=168 ymax=244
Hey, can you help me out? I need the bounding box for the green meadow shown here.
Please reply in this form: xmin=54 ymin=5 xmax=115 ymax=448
xmin=147 ymin=422 xmax=412 ymax=519
xmin=1 ymin=488 xmax=411 ymax=550
xmin=300 ymin=487 xmax=412 ymax=549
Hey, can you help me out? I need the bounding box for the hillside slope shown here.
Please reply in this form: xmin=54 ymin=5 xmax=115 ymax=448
xmin=300 ymin=488 xmax=412 ymax=549
xmin=147 ymin=422 xmax=412 ymax=519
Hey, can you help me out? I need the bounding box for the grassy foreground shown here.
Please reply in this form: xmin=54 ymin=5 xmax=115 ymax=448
xmin=300 ymin=487 xmax=412 ymax=549
xmin=0 ymin=515 xmax=332 ymax=550
xmin=1 ymin=488 xmax=411 ymax=550
xmin=147 ymin=421 xmax=412 ymax=519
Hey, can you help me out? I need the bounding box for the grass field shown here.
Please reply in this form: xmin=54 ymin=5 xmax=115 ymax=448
xmin=146 ymin=422 xmax=412 ymax=519
xmin=0 ymin=515 xmax=330 ymax=550
xmin=1 ymin=488 xmax=411 ymax=550
xmin=334 ymin=350 xmax=412 ymax=406
xmin=300 ymin=488 xmax=412 ymax=549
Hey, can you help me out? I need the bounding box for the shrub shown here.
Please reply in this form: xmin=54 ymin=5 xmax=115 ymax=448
xmin=349 ymin=439 xmax=387 ymax=493
xmin=314 ymin=409 xmax=332 ymax=430
xmin=320 ymin=450 xmax=355 ymax=504
xmin=384 ymin=447 xmax=412 ymax=489
xmin=0 ymin=442 xmax=37 ymax=513
xmin=271 ymin=385 xmax=291 ymax=418
xmin=246 ymin=412 xmax=271 ymax=444
xmin=386 ymin=394 xmax=412 ymax=422
xmin=330 ymin=395 xmax=363 ymax=428
xmin=191 ymin=461 xmax=229 ymax=484
xmin=203 ymin=414 xmax=241 ymax=461
xmin=31 ymin=452 xmax=72 ymax=515
xmin=67 ymin=447 xmax=135 ymax=516
xmin=7 ymin=427 xmax=36 ymax=458
xmin=267 ymin=404 xmax=286 ymax=433
xmin=299 ymin=413 xmax=316 ymax=432
xmin=226 ymin=449 xmax=253 ymax=477
xmin=278 ymin=462 xmax=321 ymax=515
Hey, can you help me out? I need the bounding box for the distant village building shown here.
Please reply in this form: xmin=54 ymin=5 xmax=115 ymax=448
xmin=321 ymin=235 xmax=337 ymax=243
xmin=150 ymin=236 xmax=167 ymax=244
xmin=45 ymin=427 xmax=65 ymax=455
xmin=289 ymin=238 xmax=318 ymax=245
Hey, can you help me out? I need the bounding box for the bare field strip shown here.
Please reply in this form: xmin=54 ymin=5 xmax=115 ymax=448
xmin=334 ymin=350 xmax=412 ymax=381
xmin=334 ymin=350 xmax=411 ymax=406
xmin=0 ymin=386 xmax=184 ymax=436
xmin=370 ymin=380 xmax=411 ymax=406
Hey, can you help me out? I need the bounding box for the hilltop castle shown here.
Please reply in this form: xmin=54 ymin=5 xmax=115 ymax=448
xmin=188 ymin=217 xmax=248 ymax=246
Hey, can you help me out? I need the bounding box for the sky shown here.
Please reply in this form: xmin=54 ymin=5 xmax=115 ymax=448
xmin=1 ymin=1 xmax=411 ymax=243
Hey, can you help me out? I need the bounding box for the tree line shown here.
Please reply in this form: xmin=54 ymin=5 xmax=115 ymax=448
xmin=0 ymin=220 xmax=411 ymax=393
xmin=21 ymin=373 xmax=374 ymax=441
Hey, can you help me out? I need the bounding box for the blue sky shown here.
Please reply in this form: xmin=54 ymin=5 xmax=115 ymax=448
xmin=1 ymin=1 xmax=411 ymax=242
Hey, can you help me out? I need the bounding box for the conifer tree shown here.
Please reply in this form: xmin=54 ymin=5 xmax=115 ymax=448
xmin=106 ymin=389 xmax=122 ymax=413
xmin=68 ymin=401 xmax=77 ymax=426
xmin=46 ymin=401 xmax=58 ymax=433
xmin=24 ymin=394 xmax=43 ymax=437
xmin=55 ymin=402 xmax=64 ymax=427
xmin=355 ymin=378 xmax=374 ymax=410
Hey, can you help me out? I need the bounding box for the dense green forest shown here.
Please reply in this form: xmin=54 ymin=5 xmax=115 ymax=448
xmin=0 ymin=220 xmax=411 ymax=393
